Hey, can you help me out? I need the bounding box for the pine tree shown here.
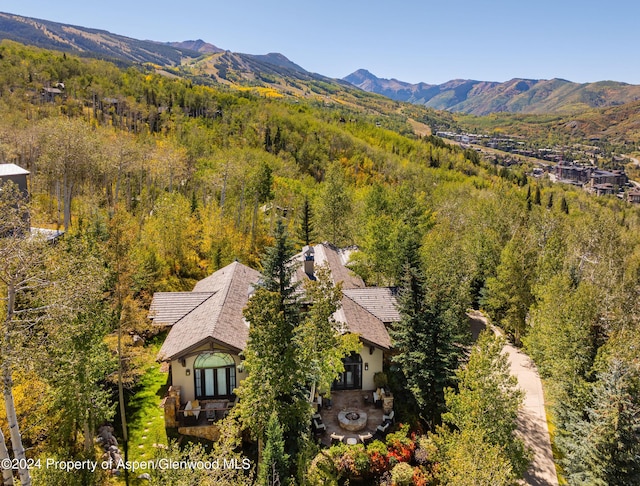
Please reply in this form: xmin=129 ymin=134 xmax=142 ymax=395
xmin=235 ymin=220 xmax=307 ymax=470
xmin=546 ymin=192 xmax=554 ymax=209
xmin=257 ymin=412 xmax=290 ymax=486
xmin=560 ymin=196 xmax=569 ymax=214
xmin=298 ymin=198 xmax=314 ymax=247
xmin=264 ymin=126 xmax=273 ymax=152
xmin=562 ymin=359 xmax=640 ymax=485
xmin=273 ymin=126 xmax=284 ymax=155
xmin=534 ymin=185 xmax=542 ymax=205
xmin=391 ymin=257 xmax=460 ymax=426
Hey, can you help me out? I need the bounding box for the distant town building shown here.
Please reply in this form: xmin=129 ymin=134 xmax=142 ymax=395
xmin=627 ymin=189 xmax=640 ymax=204
xmin=554 ymin=163 xmax=628 ymax=192
xmin=590 ymin=169 xmax=627 ymax=188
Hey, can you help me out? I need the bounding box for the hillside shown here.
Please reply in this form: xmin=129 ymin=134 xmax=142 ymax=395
xmin=0 ymin=11 xmax=201 ymax=65
xmin=455 ymin=99 xmax=640 ymax=146
xmin=344 ymin=69 xmax=640 ymax=116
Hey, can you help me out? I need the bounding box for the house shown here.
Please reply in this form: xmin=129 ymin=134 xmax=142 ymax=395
xmin=590 ymin=169 xmax=627 ymax=188
xmin=627 ymin=189 xmax=640 ymax=204
xmin=0 ymin=164 xmax=30 ymax=231
xmin=41 ymin=87 xmax=64 ymax=103
xmin=593 ymin=183 xmax=617 ymax=196
xmin=0 ymin=163 xmax=29 ymax=198
xmin=149 ymin=243 xmax=399 ymax=433
xmin=0 ymin=164 xmax=64 ymax=241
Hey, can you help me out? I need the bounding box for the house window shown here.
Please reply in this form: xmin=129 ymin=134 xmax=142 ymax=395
xmin=333 ymin=352 xmax=362 ymax=390
xmin=194 ymin=352 xmax=236 ymax=399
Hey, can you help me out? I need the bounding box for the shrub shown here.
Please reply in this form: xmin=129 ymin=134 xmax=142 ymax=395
xmin=366 ymin=440 xmax=389 ymax=475
xmin=413 ymin=436 xmax=438 ymax=466
xmin=391 ymin=462 xmax=414 ymax=486
xmin=342 ymin=444 xmax=371 ymax=479
xmin=306 ymin=450 xmax=339 ymax=486
xmin=374 ymin=371 xmax=388 ymax=389
xmin=386 ymin=424 xmax=416 ymax=466
xmin=412 ymin=466 xmax=434 ymax=486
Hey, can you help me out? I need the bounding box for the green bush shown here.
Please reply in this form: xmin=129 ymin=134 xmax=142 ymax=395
xmin=390 ymin=462 xmax=414 ymax=486
xmin=374 ymin=371 xmax=388 ymax=389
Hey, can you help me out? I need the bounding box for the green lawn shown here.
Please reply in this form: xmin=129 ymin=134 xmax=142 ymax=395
xmin=126 ymin=359 xmax=170 ymax=463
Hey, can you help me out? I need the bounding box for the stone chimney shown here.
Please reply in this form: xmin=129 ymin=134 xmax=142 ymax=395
xmin=303 ymin=245 xmax=315 ymax=277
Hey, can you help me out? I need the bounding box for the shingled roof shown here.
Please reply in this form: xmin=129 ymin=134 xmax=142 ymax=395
xmin=337 ymin=295 xmax=392 ymax=350
xmin=149 ymin=292 xmax=215 ymax=326
xmin=293 ymin=243 xmax=392 ymax=349
xmin=154 ymin=243 xmax=395 ymax=361
xmin=342 ymin=287 xmax=400 ymax=324
xmin=156 ymin=261 xmax=260 ymax=361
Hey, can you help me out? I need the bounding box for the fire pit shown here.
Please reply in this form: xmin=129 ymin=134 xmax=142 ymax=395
xmin=338 ymin=410 xmax=368 ymax=431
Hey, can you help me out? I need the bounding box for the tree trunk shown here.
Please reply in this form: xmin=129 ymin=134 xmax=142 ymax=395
xmin=0 ymin=427 xmax=14 ymax=485
xmin=64 ymin=180 xmax=74 ymax=233
xmin=83 ymin=417 xmax=93 ymax=453
xmin=3 ymin=282 xmax=30 ymax=486
xmin=2 ymin=364 xmax=29 ymax=486
xmin=117 ymin=316 xmax=129 ymax=486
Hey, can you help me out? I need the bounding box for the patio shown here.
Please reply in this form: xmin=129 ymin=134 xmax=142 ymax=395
xmin=316 ymin=390 xmax=391 ymax=446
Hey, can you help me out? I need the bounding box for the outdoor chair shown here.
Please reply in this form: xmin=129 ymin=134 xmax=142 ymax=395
xmin=312 ymin=415 xmax=326 ymax=433
xmin=330 ymin=432 xmax=344 ymax=444
xmin=376 ymin=421 xmax=390 ymax=434
xmin=359 ymin=432 xmax=373 ymax=443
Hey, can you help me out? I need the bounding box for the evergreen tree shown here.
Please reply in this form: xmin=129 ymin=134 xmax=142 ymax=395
xmin=546 ymin=192 xmax=554 ymax=209
xmin=561 ymin=195 xmax=569 ymax=214
xmin=273 ymin=126 xmax=284 ymax=154
xmin=264 ymin=126 xmax=273 ymax=152
xmin=534 ymin=185 xmax=542 ymax=205
xmin=562 ymin=359 xmax=640 ymax=485
xmin=235 ymin=220 xmax=307 ymax=471
xmin=298 ymin=198 xmax=314 ymax=247
xmin=391 ymin=257 xmax=459 ymax=426
xmin=257 ymin=412 xmax=290 ymax=486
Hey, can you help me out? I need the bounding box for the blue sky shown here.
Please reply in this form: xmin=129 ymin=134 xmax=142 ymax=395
xmin=1 ymin=0 xmax=638 ymax=85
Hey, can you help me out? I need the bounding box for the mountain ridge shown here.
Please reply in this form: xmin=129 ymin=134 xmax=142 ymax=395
xmin=344 ymin=69 xmax=640 ymax=116
xmin=3 ymin=11 xmax=640 ymax=118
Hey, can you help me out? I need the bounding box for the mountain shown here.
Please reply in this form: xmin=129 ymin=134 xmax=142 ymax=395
xmin=344 ymin=69 xmax=640 ymax=116
xmin=0 ymin=12 xmax=203 ymax=65
xmin=0 ymin=12 xmax=317 ymax=88
xmin=165 ymin=39 xmax=223 ymax=54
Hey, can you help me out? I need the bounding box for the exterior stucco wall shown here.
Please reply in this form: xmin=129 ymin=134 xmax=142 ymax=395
xmin=360 ymin=345 xmax=384 ymax=390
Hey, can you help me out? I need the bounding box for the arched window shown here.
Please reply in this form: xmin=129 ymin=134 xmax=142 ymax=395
xmin=194 ymin=352 xmax=236 ymax=399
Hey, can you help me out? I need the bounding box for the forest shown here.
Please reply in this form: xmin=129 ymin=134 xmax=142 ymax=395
xmin=0 ymin=39 xmax=639 ymax=485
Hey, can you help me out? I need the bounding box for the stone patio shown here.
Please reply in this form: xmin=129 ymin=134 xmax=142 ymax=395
xmin=316 ymin=390 xmax=388 ymax=446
